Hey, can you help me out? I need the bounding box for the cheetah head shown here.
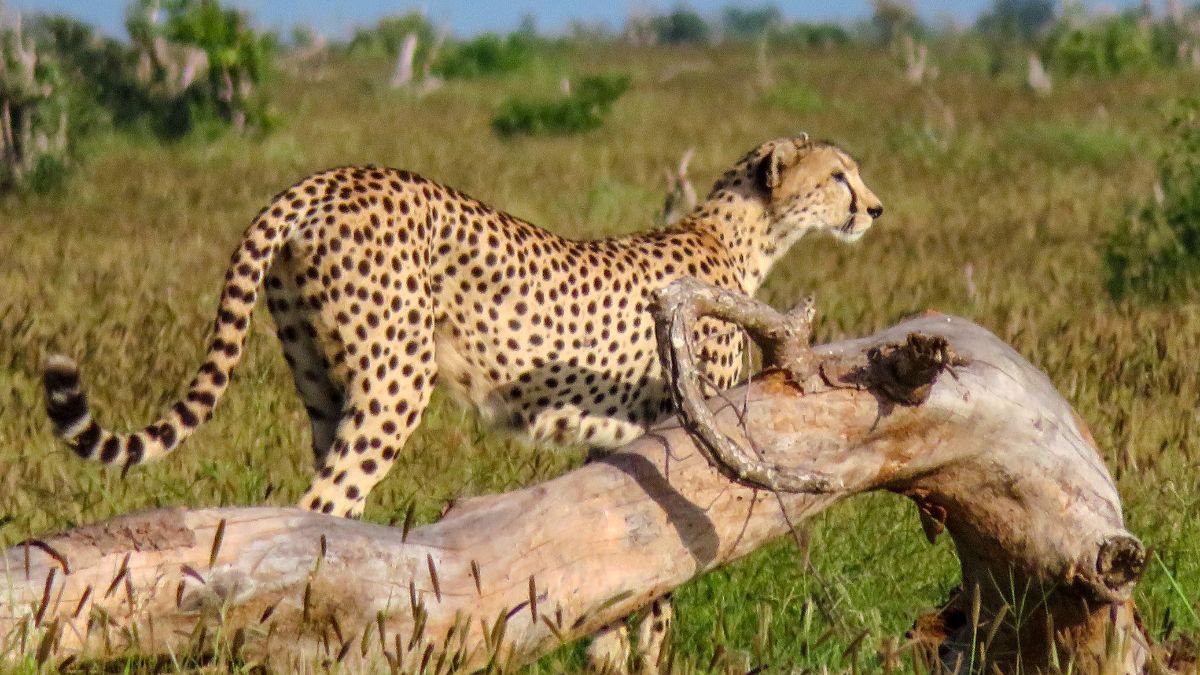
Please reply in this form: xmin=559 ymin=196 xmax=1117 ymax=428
xmin=757 ymin=135 xmax=883 ymax=246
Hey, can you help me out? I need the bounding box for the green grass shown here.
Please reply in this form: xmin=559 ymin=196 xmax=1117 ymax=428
xmin=1 ymin=43 xmax=1198 ymax=672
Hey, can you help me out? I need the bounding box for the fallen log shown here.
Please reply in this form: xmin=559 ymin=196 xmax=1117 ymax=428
xmin=1 ymin=282 xmax=1150 ymax=673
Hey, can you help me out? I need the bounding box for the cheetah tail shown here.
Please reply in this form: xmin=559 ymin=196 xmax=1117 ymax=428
xmin=43 ymin=204 xmax=295 ymax=468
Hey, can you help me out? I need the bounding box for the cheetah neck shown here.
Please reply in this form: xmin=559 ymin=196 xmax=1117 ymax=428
xmin=685 ymin=186 xmax=780 ymax=294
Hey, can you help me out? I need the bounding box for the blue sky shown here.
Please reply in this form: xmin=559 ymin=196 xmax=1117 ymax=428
xmin=8 ymin=1 xmax=1145 ymax=40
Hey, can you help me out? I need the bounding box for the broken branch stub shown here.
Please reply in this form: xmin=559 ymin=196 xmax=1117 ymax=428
xmin=0 ymin=282 xmax=1152 ymax=673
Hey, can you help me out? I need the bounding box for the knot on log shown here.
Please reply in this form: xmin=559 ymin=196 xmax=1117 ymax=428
xmin=864 ymin=333 xmax=966 ymax=406
xmin=1094 ymin=534 xmax=1146 ymax=598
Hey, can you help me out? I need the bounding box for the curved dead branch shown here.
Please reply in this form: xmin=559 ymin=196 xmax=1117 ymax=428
xmin=650 ymin=276 xmax=838 ymax=493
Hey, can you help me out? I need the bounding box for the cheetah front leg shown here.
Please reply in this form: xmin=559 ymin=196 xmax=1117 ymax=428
xmin=586 ymin=595 xmax=673 ymax=674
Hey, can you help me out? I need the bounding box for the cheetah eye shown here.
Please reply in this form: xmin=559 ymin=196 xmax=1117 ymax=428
xmin=831 ymin=171 xmax=847 ymax=183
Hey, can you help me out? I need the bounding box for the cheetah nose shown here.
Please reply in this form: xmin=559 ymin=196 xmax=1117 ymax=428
xmin=867 ymin=204 xmax=883 ymax=218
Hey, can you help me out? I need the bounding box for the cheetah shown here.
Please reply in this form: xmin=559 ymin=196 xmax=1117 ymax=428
xmin=44 ymin=134 xmax=880 ymax=672
xmin=44 ymin=135 xmax=881 ymax=518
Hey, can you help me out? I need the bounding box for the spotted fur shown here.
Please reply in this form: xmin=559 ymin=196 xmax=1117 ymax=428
xmin=43 ymin=136 xmax=882 ymax=520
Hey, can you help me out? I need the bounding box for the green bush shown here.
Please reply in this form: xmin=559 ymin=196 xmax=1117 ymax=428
xmin=768 ymin=22 xmax=851 ymax=49
xmin=432 ymin=33 xmax=534 ymax=79
xmin=871 ymin=0 xmax=923 ymax=45
xmin=976 ymin=0 xmax=1056 ymax=72
xmin=722 ymin=5 xmax=782 ymax=41
xmin=31 ymin=14 xmax=152 ymax=131
xmin=0 ymin=14 xmax=76 ymax=193
xmin=1104 ymin=99 xmax=1200 ymax=302
xmin=32 ymin=4 xmax=276 ymax=140
xmin=162 ymin=0 xmax=275 ymax=133
xmin=492 ymin=74 xmax=630 ymax=137
xmin=976 ymin=0 xmax=1056 ymax=44
xmin=124 ymin=0 xmax=276 ymax=137
xmin=649 ymin=7 xmax=711 ymax=45
xmin=1042 ymin=13 xmax=1187 ymax=75
xmin=347 ymin=12 xmax=435 ymax=59
xmin=718 ymin=5 xmax=850 ymax=48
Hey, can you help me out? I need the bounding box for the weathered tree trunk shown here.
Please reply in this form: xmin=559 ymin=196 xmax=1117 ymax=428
xmin=0 ymin=282 xmax=1150 ymax=673
xmin=390 ymin=34 xmax=418 ymax=88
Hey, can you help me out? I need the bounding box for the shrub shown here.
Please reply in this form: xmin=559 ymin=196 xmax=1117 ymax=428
xmin=976 ymin=0 xmax=1057 ymax=44
xmin=32 ymin=3 xmax=276 ymax=139
xmin=30 ymin=14 xmax=152 ymax=130
xmin=976 ymin=0 xmax=1057 ymax=72
xmin=722 ymin=5 xmax=782 ymax=41
xmin=162 ymin=0 xmax=275 ymax=132
xmin=492 ymin=74 xmax=630 ymax=137
xmin=870 ymin=0 xmax=922 ymax=45
xmin=564 ymin=19 xmax=615 ymax=44
xmin=1104 ymin=99 xmax=1200 ymax=302
xmin=347 ymin=12 xmax=435 ymax=59
xmin=768 ymin=22 xmax=851 ymax=49
xmin=432 ymin=33 xmax=534 ymax=80
xmin=33 ymin=2 xmax=278 ymax=141
xmin=649 ymin=7 xmax=711 ymax=45
xmin=0 ymin=13 xmax=75 ymax=193
xmin=1041 ymin=13 xmax=1188 ymax=75
xmin=124 ymin=0 xmax=276 ymax=136
xmin=1043 ymin=15 xmax=1147 ymax=75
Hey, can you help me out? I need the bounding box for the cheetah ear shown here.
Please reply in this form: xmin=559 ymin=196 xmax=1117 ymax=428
xmin=756 ymin=142 xmax=800 ymax=193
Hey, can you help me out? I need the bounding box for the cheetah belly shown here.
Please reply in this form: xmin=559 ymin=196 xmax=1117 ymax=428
xmin=432 ymin=322 xmax=666 ymax=449
xmin=432 ymin=323 xmax=506 ymax=420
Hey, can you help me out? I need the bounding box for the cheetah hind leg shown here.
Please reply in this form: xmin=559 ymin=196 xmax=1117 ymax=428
xmin=297 ymin=366 xmax=436 ymax=518
xmin=296 ymin=291 xmax=438 ymax=521
xmin=264 ymin=267 xmax=342 ymax=470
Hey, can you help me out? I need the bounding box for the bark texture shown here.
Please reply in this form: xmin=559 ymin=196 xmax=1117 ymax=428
xmin=1 ymin=282 xmax=1149 ymax=673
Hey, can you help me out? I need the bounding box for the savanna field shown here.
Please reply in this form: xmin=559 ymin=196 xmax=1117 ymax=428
xmin=1 ymin=35 xmax=1199 ymax=672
